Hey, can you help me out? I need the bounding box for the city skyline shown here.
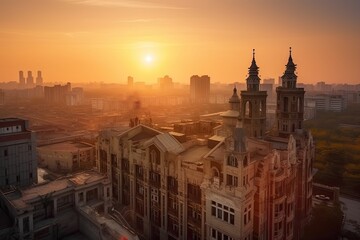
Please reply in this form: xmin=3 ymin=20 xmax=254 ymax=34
xmin=1 ymin=0 xmax=360 ymax=84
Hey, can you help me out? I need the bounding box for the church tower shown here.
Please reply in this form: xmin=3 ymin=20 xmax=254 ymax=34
xmin=240 ymin=49 xmax=267 ymax=138
xmin=275 ymin=47 xmax=305 ymax=137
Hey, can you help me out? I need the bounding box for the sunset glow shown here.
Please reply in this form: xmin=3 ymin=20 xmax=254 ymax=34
xmin=0 ymin=0 xmax=359 ymax=84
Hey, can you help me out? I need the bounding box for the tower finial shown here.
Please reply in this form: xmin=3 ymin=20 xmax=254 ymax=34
xmin=253 ymin=49 xmax=255 ymax=59
xmin=289 ymin=47 xmax=292 ymax=56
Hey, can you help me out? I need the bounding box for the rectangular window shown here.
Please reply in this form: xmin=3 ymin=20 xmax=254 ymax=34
xmin=210 ymin=228 xmax=234 ymax=240
xmin=211 ymin=201 xmax=235 ymax=225
xmin=244 ymin=204 xmax=252 ymax=225
xmin=226 ymin=174 xmax=238 ymax=187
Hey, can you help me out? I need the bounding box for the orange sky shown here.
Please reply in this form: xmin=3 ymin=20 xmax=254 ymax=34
xmin=1 ymin=0 xmax=360 ymax=85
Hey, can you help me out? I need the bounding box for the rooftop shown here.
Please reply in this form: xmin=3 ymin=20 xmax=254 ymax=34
xmin=3 ymin=171 xmax=106 ymax=210
xmin=181 ymin=145 xmax=209 ymax=164
xmin=37 ymin=141 xmax=94 ymax=152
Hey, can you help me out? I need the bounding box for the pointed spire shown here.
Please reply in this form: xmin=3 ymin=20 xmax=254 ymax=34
xmin=246 ymin=49 xmax=260 ymax=91
xmin=249 ymin=49 xmax=259 ymax=74
xmin=281 ymin=47 xmax=297 ymax=88
xmin=229 ymin=84 xmax=240 ymax=103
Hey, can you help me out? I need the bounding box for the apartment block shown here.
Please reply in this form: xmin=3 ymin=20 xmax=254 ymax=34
xmin=0 ymin=118 xmax=37 ymax=187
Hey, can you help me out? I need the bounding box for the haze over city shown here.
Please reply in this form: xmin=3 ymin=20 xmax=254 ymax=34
xmin=1 ymin=0 xmax=360 ymax=84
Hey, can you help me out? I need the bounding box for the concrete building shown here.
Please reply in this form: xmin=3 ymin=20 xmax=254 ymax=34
xmin=0 ymin=170 xmax=138 ymax=240
xmin=36 ymin=71 xmax=43 ymax=86
xmin=26 ymin=71 xmax=34 ymax=86
xmin=305 ymin=94 xmax=346 ymax=112
xmin=158 ymin=75 xmax=174 ymax=90
xmin=44 ymin=82 xmax=71 ymax=105
xmin=96 ymin=49 xmax=314 ymax=240
xmin=19 ymin=71 xmax=26 ymax=86
xmin=190 ymin=75 xmax=210 ymax=104
xmin=0 ymin=118 xmax=37 ymax=187
xmin=66 ymin=87 xmax=84 ymax=106
xmin=37 ymin=141 xmax=95 ymax=173
xmin=128 ymin=76 xmax=134 ymax=87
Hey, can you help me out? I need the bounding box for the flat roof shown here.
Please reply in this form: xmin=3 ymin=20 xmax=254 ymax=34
xmin=3 ymin=171 xmax=106 ymax=210
xmin=38 ymin=141 xmax=93 ymax=152
xmin=181 ymin=145 xmax=209 ymax=163
xmin=0 ymin=118 xmax=24 ymax=122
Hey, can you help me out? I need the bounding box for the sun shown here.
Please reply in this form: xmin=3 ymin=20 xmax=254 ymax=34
xmin=144 ymin=54 xmax=154 ymax=64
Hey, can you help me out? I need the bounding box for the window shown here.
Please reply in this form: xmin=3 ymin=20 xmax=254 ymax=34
xmin=211 ymin=228 xmax=234 ymax=240
xmin=274 ymin=221 xmax=283 ymax=237
xmin=286 ymin=221 xmax=293 ymax=236
xmin=243 ymin=156 xmax=248 ymax=167
xmin=79 ymin=192 xmax=84 ymax=202
xmin=284 ymin=97 xmax=289 ymax=112
xmin=244 ymin=204 xmax=252 ymax=225
xmin=275 ymin=203 xmax=283 ymax=218
xmin=226 ymin=174 xmax=238 ymax=187
xmin=151 ymin=188 xmax=158 ymax=202
xmin=150 ymin=148 xmax=160 ymax=165
xmin=243 ymin=174 xmax=249 ymax=187
xmin=227 ymin=155 xmax=238 ymax=167
xmin=211 ymin=201 xmax=235 ymax=225
xmin=4 ymin=149 xmax=8 ymax=157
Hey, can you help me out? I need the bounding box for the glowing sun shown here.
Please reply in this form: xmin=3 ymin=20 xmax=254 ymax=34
xmin=144 ymin=54 xmax=154 ymax=64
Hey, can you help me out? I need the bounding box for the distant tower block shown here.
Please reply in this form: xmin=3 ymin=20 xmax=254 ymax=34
xmin=19 ymin=71 xmax=25 ymax=85
xmin=128 ymin=76 xmax=134 ymax=86
xmin=26 ymin=71 xmax=34 ymax=85
xmin=36 ymin=71 xmax=43 ymax=85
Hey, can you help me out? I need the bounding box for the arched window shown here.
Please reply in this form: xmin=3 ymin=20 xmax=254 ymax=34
xmin=150 ymin=149 xmax=160 ymax=165
xmin=284 ymin=97 xmax=289 ymax=112
xmin=227 ymin=155 xmax=238 ymax=167
xmin=297 ymin=97 xmax=301 ymax=113
xmin=245 ymin=101 xmax=252 ymax=118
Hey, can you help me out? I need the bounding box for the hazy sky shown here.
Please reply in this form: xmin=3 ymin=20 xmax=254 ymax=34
xmin=1 ymin=0 xmax=360 ymax=84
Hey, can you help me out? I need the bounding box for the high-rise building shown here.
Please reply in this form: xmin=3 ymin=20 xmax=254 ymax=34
xmin=0 ymin=118 xmax=37 ymax=187
xmin=26 ymin=71 xmax=34 ymax=86
xmin=190 ymin=75 xmax=210 ymax=104
xmin=19 ymin=71 xmax=25 ymax=85
xmin=240 ymin=50 xmax=267 ymax=138
xmin=128 ymin=76 xmax=134 ymax=87
xmin=96 ymin=49 xmax=314 ymax=240
xmin=158 ymin=75 xmax=173 ymax=89
xmin=36 ymin=70 xmax=43 ymax=85
xmin=44 ymin=82 xmax=71 ymax=104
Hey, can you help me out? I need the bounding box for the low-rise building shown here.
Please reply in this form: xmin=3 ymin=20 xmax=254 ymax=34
xmin=0 ymin=118 xmax=37 ymax=187
xmin=0 ymin=170 xmax=138 ymax=240
xmin=37 ymin=141 xmax=95 ymax=173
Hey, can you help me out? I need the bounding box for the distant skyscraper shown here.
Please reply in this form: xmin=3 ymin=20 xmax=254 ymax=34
xmin=0 ymin=118 xmax=37 ymax=187
xmin=158 ymin=75 xmax=173 ymax=89
xmin=128 ymin=76 xmax=134 ymax=87
xmin=44 ymin=82 xmax=71 ymax=104
xmin=19 ymin=71 xmax=25 ymax=85
xmin=36 ymin=70 xmax=43 ymax=85
xmin=190 ymin=75 xmax=210 ymax=104
xmin=26 ymin=71 xmax=34 ymax=86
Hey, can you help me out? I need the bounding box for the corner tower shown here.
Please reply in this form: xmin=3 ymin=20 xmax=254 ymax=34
xmin=240 ymin=49 xmax=267 ymax=138
xmin=275 ymin=47 xmax=305 ymax=137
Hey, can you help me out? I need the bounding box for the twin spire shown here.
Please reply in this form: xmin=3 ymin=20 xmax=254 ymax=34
xmin=245 ymin=47 xmax=297 ymax=90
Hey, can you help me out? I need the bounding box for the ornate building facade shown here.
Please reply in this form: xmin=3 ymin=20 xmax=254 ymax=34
xmin=96 ymin=49 xmax=314 ymax=240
